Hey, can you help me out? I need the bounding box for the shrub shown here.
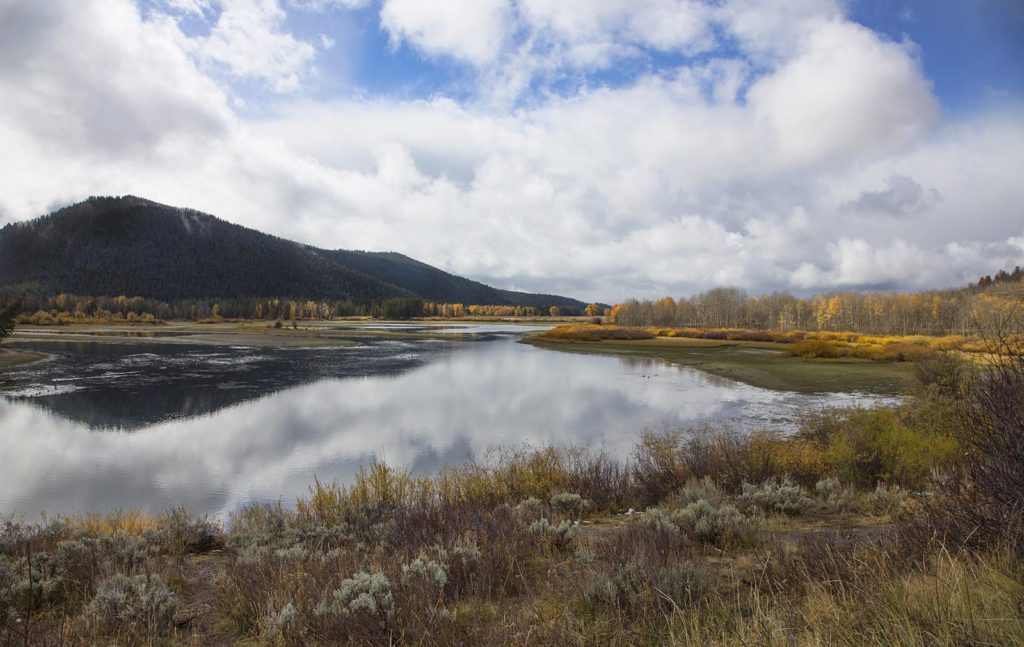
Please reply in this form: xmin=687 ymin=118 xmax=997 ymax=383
xmin=788 ymin=339 xmax=844 ymax=359
xmin=922 ymin=340 xmax=1024 ymax=558
xmin=89 ymin=573 xmax=179 ymax=638
xmin=584 ymin=558 xmax=650 ymax=618
xmin=914 ymin=351 xmax=971 ymax=398
xmin=653 ymin=562 xmax=707 ymax=611
xmin=260 ymin=602 xmax=298 ymax=643
xmin=535 ymin=324 xmax=654 ymax=342
xmin=738 ymin=478 xmax=813 ymax=516
xmin=157 ymin=506 xmax=222 ymax=554
xmin=670 ymin=477 xmax=725 ymax=507
xmin=868 ymin=482 xmax=909 ymax=516
xmin=749 ymin=431 xmax=829 ymax=488
xmin=674 ymin=500 xmax=756 ymax=547
xmin=639 ymin=500 xmax=756 ymax=549
xmin=315 ymin=571 xmax=394 ymax=639
xmin=402 ymin=557 xmax=448 ymax=589
xmin=806 ymin=407 xmax=958 ymax=490
xmin=528 ymin=518 xmax=578 ymax=552
xmin=815 ymin=478 xmax=857 ymax=513
xmin=550 ymin=492 xmax=588 ymax=519
xmin=584 ymin=559 xmax=706 ymax=620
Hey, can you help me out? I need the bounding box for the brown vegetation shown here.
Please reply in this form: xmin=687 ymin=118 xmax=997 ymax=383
xmin=535 ymin=324 xmax=656 ymax=342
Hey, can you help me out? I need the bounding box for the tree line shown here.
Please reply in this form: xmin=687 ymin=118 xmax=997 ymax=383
xmin=610 ymin=271 xmax=1023 ymax=336
xmin=10 ymin=294 xmax=570 ymax=323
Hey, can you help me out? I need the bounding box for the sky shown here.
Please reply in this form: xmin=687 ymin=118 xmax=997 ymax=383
xmin=1 ymin=0 xmax=1022 ymax=302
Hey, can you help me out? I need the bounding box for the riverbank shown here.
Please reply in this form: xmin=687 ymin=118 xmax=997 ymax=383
xmin=523 ymin=333 xmax=917 ymax=394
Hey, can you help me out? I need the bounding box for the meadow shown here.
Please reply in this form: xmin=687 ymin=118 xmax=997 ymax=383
xmin=526 ymin=325 xmax=932 ymax=393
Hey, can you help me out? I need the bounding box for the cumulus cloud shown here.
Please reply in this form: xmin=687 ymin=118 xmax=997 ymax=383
xmin=0 ymin=0 xmax=1022 ymax=302
xmin=188 ymin=0 xmax=317 ymax=93
xmin=842 ymin=175 xmax=941 ymax=217
xmin=380 ymin=0 xmax=512 ymax=65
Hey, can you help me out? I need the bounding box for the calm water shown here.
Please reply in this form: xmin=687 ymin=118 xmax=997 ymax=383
xmin=0 ymin=327 xmax=897 ymax=517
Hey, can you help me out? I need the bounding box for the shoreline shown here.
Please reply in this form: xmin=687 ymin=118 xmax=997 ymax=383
xmin=522 ymin=334 xmax=916 ymax=394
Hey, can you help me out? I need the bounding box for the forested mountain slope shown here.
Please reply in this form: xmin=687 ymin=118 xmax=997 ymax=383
xmin=316 ymin=249 xmax=583 ymax=309
xmin=0 ymin=196 xmax=583 ymax=309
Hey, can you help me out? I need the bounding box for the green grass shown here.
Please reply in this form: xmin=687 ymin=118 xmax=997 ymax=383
xmin=523 ymin=335 xmax=917 ymax=394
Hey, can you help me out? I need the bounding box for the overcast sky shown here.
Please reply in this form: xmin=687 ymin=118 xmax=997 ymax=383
xmin=1 ymin=0 xmax=1022 ymax=302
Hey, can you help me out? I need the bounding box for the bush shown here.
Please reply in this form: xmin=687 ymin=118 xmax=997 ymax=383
xmin=914 ymin=351 xmax=971 ymax=398
xmin=550 ymin=492 xmax=588 ymax=519
xmin=669 ymin=477 xmax=725 ymax=507
xmin=157 ymin=506 xmax=222 ymax=554
xmin=749 ymin=431 xmax=829 ymax=488
xmin=535 ymin=324 xmax=655 ymax=342
xmin=922 ymin=341 xmax=1024 ymax=558
xmin=89 ymin=573 xmax=179 ymax=638
xmin=815 ymin=478 xmax=857 ymax=513
xmin=674 ymin=500 xmax=756 ymax=547
xmin=528 ymin=518 xmax=578 ymax=552
xmin=639 ymin=500 xmax=756 ymax=549
xmin=804 ymin=407 xmax=958 ymax=490
xmin=584 ymin=558 xmax=707 ymax=621
xmin=868 ymin=482 xmax=910 ymax=516
xmin=788 ymin=339 xmax=844 ymax=359
xmin=737 ymin=478 xmax=813 ymax=516
xmin=315 ymin=571 xmax=394 ymax=638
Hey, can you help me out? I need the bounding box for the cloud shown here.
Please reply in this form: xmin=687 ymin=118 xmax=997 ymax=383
xmin=380 ymin=0 xmax=512 ymax=65
xmin=287 ymin=0 xmax=369 ymax=10
xmin=0 ymin=0 xmax=1022 ymax=302
xmin=790 ymin=236 xmax=1024 ymax=290
xmin=842 ymin=175 xmax=941 ymax=217
xmin=187 ymin=0 xmax=317 ymax=93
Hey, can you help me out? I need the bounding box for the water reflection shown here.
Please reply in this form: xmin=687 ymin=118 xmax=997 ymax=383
xmin=1 ymin=340 xmax=439 ymax=430
xmin=0 ymin=337 xmax=898 ymax=517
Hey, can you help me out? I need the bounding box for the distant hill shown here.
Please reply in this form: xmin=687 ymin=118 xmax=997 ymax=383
xmin=316 ymin=249 xmax=583 ymax=310
xmin=0 ymin=196 xmax=585 ymax=310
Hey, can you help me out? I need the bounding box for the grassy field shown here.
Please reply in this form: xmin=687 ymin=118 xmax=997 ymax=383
xmin=524 ymin=334 xmax=917 ymax=394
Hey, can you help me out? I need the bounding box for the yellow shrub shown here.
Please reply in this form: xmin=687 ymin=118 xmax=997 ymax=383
xmin=749 ymin=432 xmax=828 ymax=487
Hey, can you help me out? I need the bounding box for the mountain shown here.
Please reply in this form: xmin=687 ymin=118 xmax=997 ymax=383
xmin=315 ymin=249 xmax=583 ymax=309
xmin=0 ymin=196 xmax=585 ymax=309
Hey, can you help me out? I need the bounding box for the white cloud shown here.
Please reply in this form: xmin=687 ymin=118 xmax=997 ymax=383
xmin=380 ymin=0 xmax=512 ymax=65
xmin=288 ymin=0 xmax=369 ymax=10
xmin=0 ymin=0 xmax=1022 ymax=302
xmin=189 ymin=0 xmax=317 ymax=93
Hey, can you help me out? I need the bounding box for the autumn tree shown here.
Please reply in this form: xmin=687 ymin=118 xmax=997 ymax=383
xmin=549 ymin=306 xmax=560 ymax=317
xmin=585 ymin=303 xmax=599 ymax=317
